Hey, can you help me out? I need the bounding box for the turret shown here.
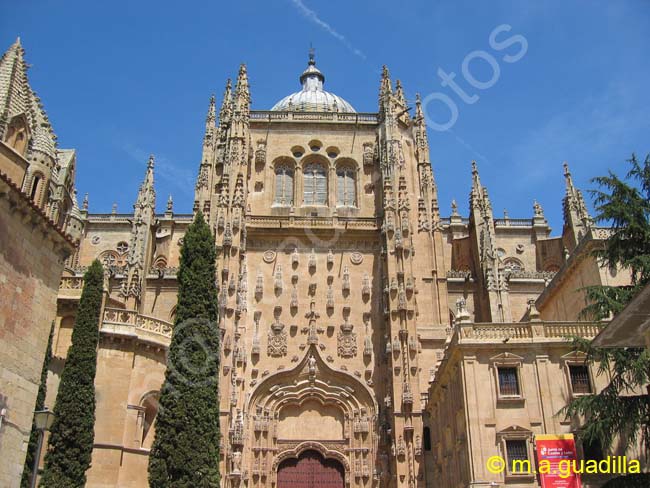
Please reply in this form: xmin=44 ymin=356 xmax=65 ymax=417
xmin=0 ymin=38 xmax=58 ymax=207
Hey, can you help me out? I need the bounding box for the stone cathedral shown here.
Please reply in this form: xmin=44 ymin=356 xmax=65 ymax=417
xmin=2 ymin=41 xmax=636 ymax=488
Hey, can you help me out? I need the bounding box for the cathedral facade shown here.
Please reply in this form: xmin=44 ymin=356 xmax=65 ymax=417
xmin=1 ymin=41 xmax=635 ymax=488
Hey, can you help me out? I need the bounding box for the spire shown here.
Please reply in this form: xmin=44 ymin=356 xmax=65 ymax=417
xmin=219 ymin=79 xmax=232 ymax=124
xmin=233 ymin=64 xmax=250 ymax=112
xmin=415 ymin=93 xmax=424 ymax=121
xmin=379 ymin=65 xmax=392 ymax=111
xmin=134 ymin=154 xmax=156 ymax=213
xmin=413 ymin=93 xmax=430 ymax=166
xmin=470 ymin=160 xmax=492 ymax=216
xmin=395 ymin=80 xmax=406 ymax=106
xmin=0 ymin=38 xmax=57 ymax=158
xmin=0 ymin=38 xmax=27 ymax=136
xmin=562 ymin=161 xmax=592 ymax=247
xmin=206 ymin=93 xmax=216 ymax=126
xmin=203 ymin=94 xmax=216 ymax=146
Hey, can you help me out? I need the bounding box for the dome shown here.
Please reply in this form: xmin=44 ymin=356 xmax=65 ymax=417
xmin=271 ymin=54 xmax=356 ymax=113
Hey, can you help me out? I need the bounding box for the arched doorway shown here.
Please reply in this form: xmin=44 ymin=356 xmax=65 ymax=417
xmin=277 ymin=450 xmax=344 ymax=488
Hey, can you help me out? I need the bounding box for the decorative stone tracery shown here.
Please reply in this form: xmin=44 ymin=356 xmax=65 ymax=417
xmin=243 ymin=347 xmax=377 ymax=485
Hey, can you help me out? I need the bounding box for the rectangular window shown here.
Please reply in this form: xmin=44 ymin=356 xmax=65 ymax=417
xmin=506 ymin=439 xmax=529 ymax=472
xmin=498 ymin=367 xmax=520 ymax=396
xmin=569 ymin=365 xmax=592 ymax=394
xmin=274 ymin=169 xmax=294 ymax=205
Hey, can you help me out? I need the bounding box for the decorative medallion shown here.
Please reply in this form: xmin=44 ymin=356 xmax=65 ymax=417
xmin=91 ymin=235 xmax=101 ymax=245
xmin=263 ymin=250 xmax=277 ymax=263
xmin=350 ymin=252 xmax=363 ymax=265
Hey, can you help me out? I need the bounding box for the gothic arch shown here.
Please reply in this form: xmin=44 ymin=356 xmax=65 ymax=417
xmin=273 ymin=442 xmax=350 ymax=476
xmin=4 ymin=113 xmax=30 ymax=155
xmin=242 ymin=346 xmax=377 ymax=484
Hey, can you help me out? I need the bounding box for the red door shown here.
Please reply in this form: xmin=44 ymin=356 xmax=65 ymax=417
xmin=277 ymin=450 xmax=344 ymax=488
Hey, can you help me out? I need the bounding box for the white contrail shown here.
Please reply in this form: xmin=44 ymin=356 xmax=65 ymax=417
xmin=289 ymin=0 xmax=367 ymax=60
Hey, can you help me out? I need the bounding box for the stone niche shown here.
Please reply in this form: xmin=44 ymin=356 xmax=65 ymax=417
xmin=277 ymin=400 xmax=344 ymax=440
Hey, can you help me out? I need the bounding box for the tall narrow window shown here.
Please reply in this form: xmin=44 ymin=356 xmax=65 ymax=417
xmin=498 ymin=367 xmax=520 ymax=396
xmin=505 ymin=439 xmax=529 ymax=472
xmin=336 ymin=166 xmax=356 ymax=206
xmin=30 ymin=175 xmax=42 ymax=202
xmin=274 ymin=165 xmax=294 ymax=205
xmin=303 ymin=163 xmax=327 ymax=205
xmin=423 ymin=427 xmax=432 ymax=451
xmin=569 ymin=365 xmax=592 ymax=394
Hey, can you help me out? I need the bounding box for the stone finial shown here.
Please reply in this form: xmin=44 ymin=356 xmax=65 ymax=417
xmin=111 ymin=202 xmax=117 ymax=214
xmin=533 ymin=200 xmax=544 ymax=218
xmin=451 ymin=199 xmax=459 ymax=216
xmin=82 ymin=193 xmax=89 ymax=211
xmin=167 ymin=194 xmax=173 ymax=212
xmin=503 ymin=208 xmax=509 ymax=220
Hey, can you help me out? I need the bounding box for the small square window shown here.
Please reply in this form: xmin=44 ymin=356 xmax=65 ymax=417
xmin=498 ymin=367 xmax=520 ymax=396
xmin=569 ymin=365 xmax=592 ymax=394
xmin=505 ymin=439 xmax=529 ymax=472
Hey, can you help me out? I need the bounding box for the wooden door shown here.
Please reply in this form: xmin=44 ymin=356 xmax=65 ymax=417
xmin=277 ymin=450 xmax=344 ymax=488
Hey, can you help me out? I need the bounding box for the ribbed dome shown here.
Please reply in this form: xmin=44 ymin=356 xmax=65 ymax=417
xmin=271 ymin=54 xmax=356 ymax=113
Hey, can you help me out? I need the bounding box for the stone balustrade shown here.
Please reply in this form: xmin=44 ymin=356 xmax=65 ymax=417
xmin=101 ymin=307 xmax=173 ymax=346
xmin=457 ymin=321 xmax=602 ymax=342
xmin=59 ymin=276 xmax=84 ymax=290
xmin=249 ymin=110 xmax=379 ymax=124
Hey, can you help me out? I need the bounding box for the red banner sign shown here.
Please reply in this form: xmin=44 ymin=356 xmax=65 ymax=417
xmin=535 ymin=434 xmax=582 ymax=488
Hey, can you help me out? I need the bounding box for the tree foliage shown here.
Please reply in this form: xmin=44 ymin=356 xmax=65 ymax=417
xmin=148 ymin=212 xmax=221 ymax=487
xmin=581 ymin=153 xmax=650 ymax=320
xmin=21 ymin=322 xmax=54 ymax=488
xmin=562 ymin=154 xmax=650 ymax=457
xmin=40 ymin=260 xmax=104 ymax=487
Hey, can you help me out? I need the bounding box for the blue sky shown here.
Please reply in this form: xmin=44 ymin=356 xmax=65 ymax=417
xmin=2 ymin=0 xmax=648 ymax=234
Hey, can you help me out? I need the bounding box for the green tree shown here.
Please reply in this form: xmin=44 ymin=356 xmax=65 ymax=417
xmin=148 ymin=212 xmax=221 ymax=487
xmin=21 ymin=322 xmax=54 ymax=488
xmin=562 ymin=154 xmax=650 ymax=457
xmin=40 ymin=260 xmax=104 ymax=487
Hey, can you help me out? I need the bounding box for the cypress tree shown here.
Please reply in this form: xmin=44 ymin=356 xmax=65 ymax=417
xmin=20 ymin=322 xmax=54 ymax=488
xmin=40 ymin=260 xmax=104 ymax=487
xmin=148 ymin=212 xmax=221 ymax=487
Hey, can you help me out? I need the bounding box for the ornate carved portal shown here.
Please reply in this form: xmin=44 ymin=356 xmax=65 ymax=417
xmin=244 ymin=347 xmax=377 ymax=487
xmin=277 ymin=450 xmax=344 ymax=488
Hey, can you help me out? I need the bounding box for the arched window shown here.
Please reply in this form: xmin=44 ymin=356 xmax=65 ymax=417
xmin=303 ymin=163 xmax=327 ymax=205
xmin=336 ymin=166 xmax=356 ymax=207
xmin=140 ymin=392 xmax=160 ymax=449
xmin=5 ymin=115 xmax=29 ymax=155
xmin=503 ymin=258 xmax=524 ymax=272
xmin=274 ymin=164 xmax=294 ymax=206
xmin=30 ymin=174 xmax=42 ymax=202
